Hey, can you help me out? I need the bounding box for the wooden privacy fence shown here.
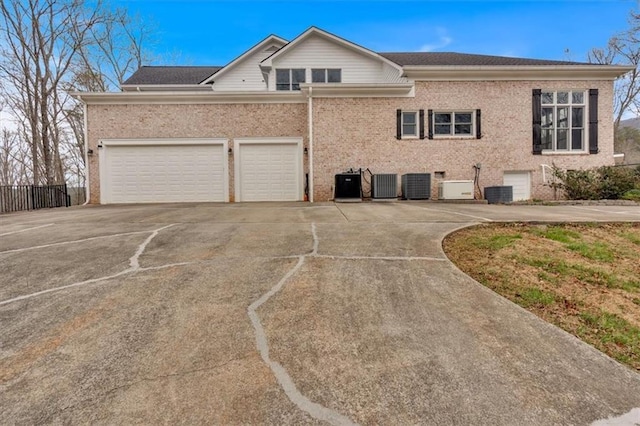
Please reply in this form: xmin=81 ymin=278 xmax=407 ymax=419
xmin=0 ymin=184 xmax=71 ymax=214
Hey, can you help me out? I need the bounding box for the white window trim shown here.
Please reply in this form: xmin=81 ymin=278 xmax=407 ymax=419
xmin=276 ymin=68 xmax=305 ymax=91
xmin=311 ymin=68 xmax=342 ymax=84
xmin=401 ymin=110 xmax=419 ymax=139
xmin=432 ymin=110 xmax=476 ymax=139
xmin=541 ymin=89 xmax=588 ymax=154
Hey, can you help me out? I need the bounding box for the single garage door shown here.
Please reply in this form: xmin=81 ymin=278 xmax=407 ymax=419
xmin=503 ymin=171 xmax=531 ymax=201
xmin=101 ymin=139 xmax=228 ymax=204
xmin=235 ymin=138 xmax=302 ymax=202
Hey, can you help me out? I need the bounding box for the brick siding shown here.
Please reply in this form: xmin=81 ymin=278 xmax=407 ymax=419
xmin=86 ymin=79 xmax=614 ymax=203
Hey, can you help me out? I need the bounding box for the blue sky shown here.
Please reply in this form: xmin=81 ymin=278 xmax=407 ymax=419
xmin=118 ymin=0 xmax=636 ymax=66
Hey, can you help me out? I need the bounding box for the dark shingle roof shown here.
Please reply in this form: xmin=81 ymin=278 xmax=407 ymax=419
xmin=122 ymin=66 xmax=223 ymax=85
xmin=378 ymin=52 xmax=589 ymax=66
xmin=122 ymin=52 xmax=592 ymax=86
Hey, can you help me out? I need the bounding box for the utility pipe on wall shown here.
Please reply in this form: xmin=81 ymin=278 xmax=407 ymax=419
xmin=80 ymin=97 xmax=90 ymax=205
xmin=307 ymin=86 xmax=314 ymax=202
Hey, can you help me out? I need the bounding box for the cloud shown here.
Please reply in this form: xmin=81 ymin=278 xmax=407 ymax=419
xmin=419 ymin=27 xmax=452 ymax=52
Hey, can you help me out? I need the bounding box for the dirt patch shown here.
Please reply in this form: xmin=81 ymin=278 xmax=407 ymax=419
xmin=443 ymin=223 xmax=640 ymax=371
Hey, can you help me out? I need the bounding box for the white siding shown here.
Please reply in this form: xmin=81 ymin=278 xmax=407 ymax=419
xmin=382 ymin=62 xmax=408 ymax=83
xmin=268 ymin=34 xmax=400 ymax=89
xmin=214 ymin=43 xmax=284 ymax=91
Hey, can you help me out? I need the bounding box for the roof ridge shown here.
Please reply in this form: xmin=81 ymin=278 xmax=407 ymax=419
xmin=139 ymin=65 xmax=224 ymax=68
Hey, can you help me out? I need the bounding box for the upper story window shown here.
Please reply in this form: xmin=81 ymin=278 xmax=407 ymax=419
xmin=433 ymin=111 xmax=474 ymax=137
xmin=276 ymin=68 xmax=305 ymax=91
xmin=401 ymin=111 xmax=418 ymax=138
xmin=541 ymin=90 xmax=585 ymax=151
xmin=311 ymin=68 xmax=341 ymax=83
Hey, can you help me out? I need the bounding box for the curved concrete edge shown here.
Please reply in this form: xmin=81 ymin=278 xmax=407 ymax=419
xmin=438 ymin=221 xmax=640 ymax=423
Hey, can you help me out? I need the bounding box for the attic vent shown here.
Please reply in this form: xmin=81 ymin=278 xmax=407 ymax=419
xmin=264 ymin=46 xmax=279 ymax=52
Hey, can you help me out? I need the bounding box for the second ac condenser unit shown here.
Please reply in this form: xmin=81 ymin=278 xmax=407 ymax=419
xmin=401 ymin=173 xmax=431 ymax=199
xmin=438 ymin=180 xmax=474 ymax=200
xmin=372 ymin=174 xmax=397 ymax=199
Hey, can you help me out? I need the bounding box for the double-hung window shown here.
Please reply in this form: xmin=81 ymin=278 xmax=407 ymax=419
xmin=401 ymin=111 xmax=418 ymax=138
xmin=541 ymin=91 xmax=585 ymax=151
xmin=433 ymin=111 xmax=474 ymax=137
xmin=311 ymin=68 xmax=341 ymax=83
xmin=276 ymin=68 xmax=305 ymax=91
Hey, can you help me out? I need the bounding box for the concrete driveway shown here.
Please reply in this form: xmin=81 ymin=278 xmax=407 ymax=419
xmin=1 ymin=202 xmax=639 ymax=425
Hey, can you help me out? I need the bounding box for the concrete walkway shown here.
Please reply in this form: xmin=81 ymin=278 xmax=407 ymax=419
xmin=1 ymin=203 xmax=639 ymax=424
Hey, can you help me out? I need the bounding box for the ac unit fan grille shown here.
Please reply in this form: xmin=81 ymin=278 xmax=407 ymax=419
xmin=401 ymin=173 xmax=431 ymax=199
xmin=372 ymin=174 xmax=397 ymax=199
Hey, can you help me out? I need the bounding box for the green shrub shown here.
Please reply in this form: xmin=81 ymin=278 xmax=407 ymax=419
xmin=552 ymin=165 xmax=640 ymax=200
xmin=622 ymin=189 xmax=640 ymax=201
xmin=599 ymin=166 xmax=637 ymax=199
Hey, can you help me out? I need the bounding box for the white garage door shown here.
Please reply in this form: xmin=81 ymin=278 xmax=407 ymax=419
xmin=101 ymin=140 xmax=227 ymax=204
xmin=236 ymin=139 xmax=302 ymax=202
xmin=503 ymin=171 xmax=531 ymax=201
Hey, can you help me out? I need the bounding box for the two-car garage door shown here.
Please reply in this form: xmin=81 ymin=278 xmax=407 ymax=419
xmin=100 ymin=138 xmax=302 ymax=204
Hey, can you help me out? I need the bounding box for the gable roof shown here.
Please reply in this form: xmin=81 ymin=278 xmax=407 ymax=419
xmin=200 ymin=34 xmax=288 ymax=85
xmin=259 ymin=26 xmax=403 ymax=72
xmin=379 ymin=52 xmax=591 ymax=67
xmin=120 ymin=29 xmax=628 ymax=87
xmin=122 ymin=66 xmax=223 ymax=85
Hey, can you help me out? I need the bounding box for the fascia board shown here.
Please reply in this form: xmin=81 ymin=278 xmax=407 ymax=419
xmin=71 ymin=91 xmax=306 ymax=104
xmin=260 ymin=27 xmax=403 ymax=73
xmin=299 ymin=83 xmax=414 ymax=97
xmin=121 ymin=84 xmax=213 ymax=92
xmin=201 ymin=34 xmax=288 ymax=85
xmin=402 ymin=65 xmax=635 ymax=81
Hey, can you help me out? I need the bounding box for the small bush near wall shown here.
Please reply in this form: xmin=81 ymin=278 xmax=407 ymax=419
xmin=552 ymin=165 xmax=640 ymax=200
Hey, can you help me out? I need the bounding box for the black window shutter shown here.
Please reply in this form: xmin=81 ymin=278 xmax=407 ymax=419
xmin=532 ymin=89 xmax=542 ymax=154
xmin=427 ymin=109 xmax=433 ymax=139
xmin=396 ymin=109 xmax=402 ymax=140
xmin=589 ymin=89 xmax=599 ymax=154
xmin=419 ymin=109 xmax=425 ymax=139
xmin=475 ymin=109 xmax=482 ymax=139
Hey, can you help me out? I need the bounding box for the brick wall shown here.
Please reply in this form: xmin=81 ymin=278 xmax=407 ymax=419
xmin=86 ymin=79 xmax=614 ymax=203
xmin=312 ymin=80 xmax=614 ymax=201
xmin=86 ymin=103 xmax=307 ymax=203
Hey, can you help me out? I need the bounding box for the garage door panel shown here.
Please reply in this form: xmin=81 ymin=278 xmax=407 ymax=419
xmin=103 ymin=143 xmax=226 ymax=203
xmin=237 ymin=142 xmax=301 ymax=202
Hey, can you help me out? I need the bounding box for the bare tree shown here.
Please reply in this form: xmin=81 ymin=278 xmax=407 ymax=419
xmin=0 ymin=0 xmax=152 ymax=188
xmin=589 ymin=10 xmax=640 ymax=132
xmin=0 ymin=0 xmax=106 ymax=185
xmin=0 ymin=128 xmax=31 ymax=185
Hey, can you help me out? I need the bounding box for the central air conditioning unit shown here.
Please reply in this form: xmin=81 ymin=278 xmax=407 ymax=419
xmin=438 ymin=180 xmax=474 ymax=200
xmin=484 ymin=186 xmax=513 ymax=204
xmin=372 ymin=174 xmax=398 ymax=199
xmin=401 ymin=173 xmax=431 ymax=199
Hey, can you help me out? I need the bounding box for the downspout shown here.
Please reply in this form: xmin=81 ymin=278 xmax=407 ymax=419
xmin=307 ymin=86 xmax=314 ymax=202
xmin=80 ymin=97 xmax=90 ymax=205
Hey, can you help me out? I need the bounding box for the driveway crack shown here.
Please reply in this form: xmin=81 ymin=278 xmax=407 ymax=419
xmin=247 ymin=222 xmax=357 ymax=426
xmin=0 ymin=224 xmax=177 ymax=306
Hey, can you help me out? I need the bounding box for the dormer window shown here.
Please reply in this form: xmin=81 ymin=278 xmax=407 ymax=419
xmin=311 ymin=68 xmax=341 ymax=83
xmin=276 ymin=68 xmax=305 ymax=91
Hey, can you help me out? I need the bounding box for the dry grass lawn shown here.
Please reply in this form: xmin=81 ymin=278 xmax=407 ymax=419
xmin=443 ymin=223 xmax=640 ymax=371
